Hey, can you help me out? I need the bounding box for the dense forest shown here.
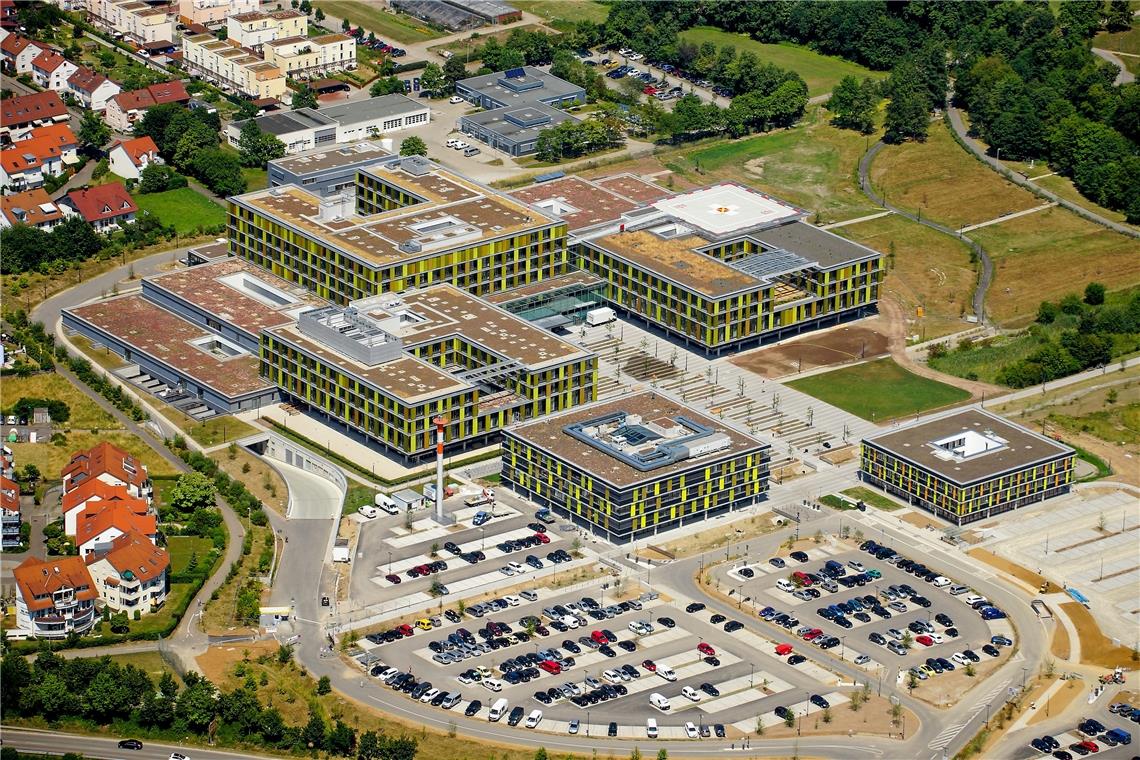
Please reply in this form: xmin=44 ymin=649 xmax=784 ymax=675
xmin=601 ymin=0 xmax=1139 ymax=221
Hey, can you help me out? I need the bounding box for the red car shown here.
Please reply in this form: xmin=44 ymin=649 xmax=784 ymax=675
xmin=591 ymin=630 xmax=608 ymax=645
xmin=792 ymin=571 xmax=813 ymax=586
xmin=916 ymin=635 xmax=934 ymax=647
xmin=775 ymin=643 xmax=794 ymax=656
xmin=697 ymin=642 xmax=716 ymax=656
xmin=642 ymin=86 xmax=657 ymax=95
xmin=641 ymin=659 xmax=657 ymax=672
xmin=539 ymin=660 xmax=562 ymax=674
xmin=802 ymin=628 xmax=823 ymax=641
xmin=385 ymin=573 xmax=401 ymax=584
xmin=1079 ymin=741 xmax=1099 ymax=753
xmin=396 ymin=624 xmax=414 ymax=637
xmin=535 ymin=532 xmax=550 ymax=543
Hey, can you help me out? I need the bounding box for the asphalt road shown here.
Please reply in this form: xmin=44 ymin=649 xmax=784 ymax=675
xmin=0 ymin=727 xmax=264 ymax=760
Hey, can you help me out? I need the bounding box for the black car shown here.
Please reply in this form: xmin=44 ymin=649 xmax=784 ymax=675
xmin=788 ymin=654 xmax=807 ymax=666
xmin=608 ymin=721 xmax=618 ymax=737
xmin=869 ymin=632 xmax=887 ymax=645
xmin=657 ymin=616 xmax=676 ymax=628
xmin=714 ymin=724 xmax=726 ymax=738
xmin=617 ymin=640 xmax=636 ymax=652
xmin=1052 ymin=752 xmax=1072 ymax=760
xmin=534 ymin=690 xmax=552 ymax=704
xmin=599 ymin=645 xmax=616 ymax=657
xmin=945 ymin=627 xmax=959 ymax=638
xmin=444 ymin=541 xmax=461 ymax=554
xmin=705 ymin=655 xmax=720 ymax=666
xmin=982 ymin=644 xmax=1001 ymax=657
xmin=935 ymin=613 xmax=953 ymax=627
xmin=710 ymin=613 xmax=727 ymax=625
xmin=790 ymin=551 xmax=810 ymax=563
xmin=431 ymin=691 xmax=448 ymax=707
xmin=810 ymin=694 xmax=829 ymax=709
xmin=775 ymin=705 xmax=793 ymax=720
xmin=724 ymin=620 xmax=744 ymax=632
xmin=1041 ymin=736 xmax=1060 ymax=750
xmin=911 ymin=596 xmax=932 ymax=608
xmin=700 ymin=682 xmax=720 ymax=697
xmin=507 ymin=706 xmax=525 ymax=726
xmin=962 ymin=649 xmax=980 ymax=662
xmin=1032 ymin=739 xmax=1052 ymax=753
xmin=117 ymin=740 xmax=143 ymax=750
xmin=686 ymin=602 xmax=706 ymax=613
xmin=563 ymin=639 xmax=581 ymax=653
xmin=621 ymin=663 xmax=640 ymax=678
xmin=740 ymin=567 xmax=755 ymax=578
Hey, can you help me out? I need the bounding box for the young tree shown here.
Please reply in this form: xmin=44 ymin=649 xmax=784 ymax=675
xmin=419 ymin=62 xmax=448 ymax=96
xmin=828 ymin=76 xmax=878 ymax=133
xmin=1084 ymin=282 xmax=1106 ymax=305
xmin=316 ymin=675 xmax=332 ymax=695
xmin=443 ymin=55 xmax=467 ymax=87
xmin=292 ymin=84 xmax=318 ymax=110
xmin=77 ymin=110 xmax=110 ymax=150
xmin=399 ymin=135 xmax=428 ymax=156
xmin=341 ymin=16 xmax=350 ymax=32
xmin=314 ymin=7 xmax=324 ymax=23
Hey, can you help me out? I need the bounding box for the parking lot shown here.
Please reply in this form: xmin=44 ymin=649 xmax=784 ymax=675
xmin=1008 ymin=690 xmax=1137 ymax=760
xmin=350 ymin=581 xmax=861 ymax=739
xmin=712 ymin=538 xmax=1018 ymax=705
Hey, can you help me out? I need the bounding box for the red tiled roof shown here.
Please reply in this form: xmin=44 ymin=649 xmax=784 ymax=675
xmin=61 ymin=440 xmax=148 ymax=489
xmin=110 ymin=80 xmax=189 ymax=112
xmin=63 ymin=183 xmax=138 ymax=223
xmin=0 ymin=91 xmax=68 ymax=127
xmin=0 ymin=188 xmax=62 ymax=228
xmin=24 ymin=123 xmax=76 ymax=148
xmin=112 ymin=135 xmax=159 ymax=168
xmin=12 ymin=555 xmax=97 ymax=612
xmin=0 ymin=134 xmax=64 ymax=173
xmin=67 ymin=65 xmax=110 ymax=93
xmin=0 ymin=474 xmax=18 ymax=513
xmin=0 ymin=34 xmax=39 ymax=57
xmin=90 ymin=530 xmax=169 ymax=584
xmin=31 ymin=49 xmax=69 ymax=73
xmin=75 ymin=502 xmax=156 ymax=547
xmin=61 ymin=479 xmax=139 ymax=514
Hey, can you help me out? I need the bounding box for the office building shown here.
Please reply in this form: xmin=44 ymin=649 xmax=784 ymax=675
xmin=860 ymin=409 xmax=1076 ymax=524
xmin=502 ymin=391 xmax=770 ymax=542
xmin=455 ymin=67 xmax=586 ymax=155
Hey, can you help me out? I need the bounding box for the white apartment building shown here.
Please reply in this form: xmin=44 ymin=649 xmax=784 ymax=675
xmin=183 ymin=33 xmax=287 ymax=101
xmin=263 ymin=32 xmax=356 ymax=78
xmin=226 ymin=9 xmax=305 ymax=50
xmin=89 ymin=0 xmax=175 ymax=44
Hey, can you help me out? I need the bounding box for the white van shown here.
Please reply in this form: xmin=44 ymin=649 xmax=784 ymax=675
xmin=646 ymin=718 xmax=658 ymax=738
xmin=681 ymin=685 xmax=701 ymax=701
xmin=561 ymin=614 xmax=579 ymax=629
xmin=525 ymin=709 xmax=543 ymax=729
xmin=375 ymin=493 xmax=400 ymax=514
xmin=649 ymin=692 xmax=671 ymax=711
xmin=931 ymin=576 xmax=951 ymax=588
xmin=488 ymin=698 xmax=509 ymax=721
xmin=656 ymin=665 xmax=677 ymax=682
xmin=482 ymin=677 xmax=504 ymax=692
xmin=358 ymin=504 xmax=379 ymax=518
xmin=776 ymin=579 xmax=796 ymax=593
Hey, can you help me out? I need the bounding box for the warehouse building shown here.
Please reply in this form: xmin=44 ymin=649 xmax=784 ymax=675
xmin=225 ymin=95 xmax=429 ymax=155
xmin=860 ymin=409 xmax=1076 ymax=525
xmin=502 ymin=391 xmax=770 ymax=542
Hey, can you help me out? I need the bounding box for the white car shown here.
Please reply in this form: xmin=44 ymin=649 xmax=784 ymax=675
xmin=848 ymin=560 xmax=865 ymax=572
xmin=499 ymin=566 xmax=515 ymax=576
xmin=445 ymin=138 xmax=462 ymax=148
xmin=963 ymin=594 xmax=986 ymax=606
xmin=685 ymin=721 xmax=699 ymax=738
xmin=930 ymin=633 xmax=945 ymax=644
xmin=449 ymin=95 xmax=464 ymax=104
xmin=951 ymin=652 xmax=969 ymax=666
xmin=680 ymin=686 xmax=701 ymax=701
xmin=603 ymin=669 xmax=623 ymax=684
xmin=420 ymin=688 xmax=440 ymax=703
xmin=508 ymin=561 xmax=527 ymax=574
xmin=504 ymin=595 xmax=521 ymax=607
xmin=525 ymin=709 xmax=543 ymax=728
xmin=453 ymin=140 xmax=470 ymax=150
xmin=457 ymin=673 xmax=474 ymax=684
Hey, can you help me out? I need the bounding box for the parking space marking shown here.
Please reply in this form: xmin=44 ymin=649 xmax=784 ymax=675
xmin=728 ymin=627 xmax=840 ymax=684
xmin=690 ymin=673 xmax=793 ymax=713
xmin=741 ymin=691 xmax=850 ymax=732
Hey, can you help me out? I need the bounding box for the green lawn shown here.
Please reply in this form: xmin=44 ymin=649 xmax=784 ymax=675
xmin=314 ymin=1 xmax=443 ymax=43
xmin=134 ymin=187 xmax=227 ymax=234
xmin=241 ymin=166 xmax=268 ymax=191
xmin=787 ymin=358 xmax=971 ymax=421
xmin=167 ymin=535 xmax=214 ymax=574
xmin=511 ymin=0 xmax=608 ymax=25
xmin=678 ymin=27 xmax=887 ymax=97
xmin=343 ymin=483 xmax=379 ymax=516
xmin=841 ymin=486 xmax=903 ymax=511
xmin=1094 ymin=26 xmax=1140 ymax=55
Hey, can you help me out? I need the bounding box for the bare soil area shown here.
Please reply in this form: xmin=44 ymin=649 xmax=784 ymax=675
xmin=729 ymin=321 xmax=890 ymax=379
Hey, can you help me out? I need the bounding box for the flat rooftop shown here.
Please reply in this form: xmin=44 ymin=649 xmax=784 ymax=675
xmin=592 ymin=229 xmax=761 ymax=297
xmin=234 ymin=160 xmax=556 ymax=267
xmin=359 ymin=284 xmax=589 ymax=367
xmin=864 ymin=409 xmax=1075 ymax=485
xmin=484 ymin=271 xmax=604 ymax=305
xmin=145 ymin=259 xmax=325 ymax=336
xmin=244 ymin=108 xmax=336 ymax=136
xmin=462 ymin=102 xmax=575 ymax=142
xmin=458 ymin=66 xmax=584 ymax=107
xmin=67 ymin=295 xmax=271 ymax=399
xmin=755 ymin=220 xmax=881 ymax=269
xmin=594 ymin=174 xmax=672 ymax=203
xmin=653 ymin=184 xmax=802 ymax=237
xmin=510 ymin=176 xmax=639 ymax=231
xmin=507 ymin=391 xmax=767 ymax=488
xmin=269 ymin=141 xmax=391 ymax=176
xmin=186 ymin=240 xmax=230 ymax=261
xmin=318 ymin=94 xmax=426 ymax=126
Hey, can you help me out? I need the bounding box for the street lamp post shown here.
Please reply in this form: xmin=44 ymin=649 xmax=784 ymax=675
xmin=750 ymin=662 xmax=754 ymax=688
xmin=388 ymin=551 xmax=392 ymax=573
xmin=586 ymin=710 xmax=590 ymax=736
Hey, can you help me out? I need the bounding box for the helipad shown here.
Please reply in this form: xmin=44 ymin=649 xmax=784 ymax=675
xmin=653 ymin=184 xmax=802 ymax=236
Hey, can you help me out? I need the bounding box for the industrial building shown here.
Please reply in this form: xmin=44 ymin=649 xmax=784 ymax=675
xmin=455 ymin=67 xmax=586 ymax=156
xmin=228 ymin=155 xmax=571 ymax=304
xmin=502 ymin=391 xmax=770 ymax=542
xmin=224 ymin=95 xmax=429 ymax=155
xmin=391 ymin=0 xmax=518 ymax=31
xmin=860 ymin=409 xmax=1076 ymax=525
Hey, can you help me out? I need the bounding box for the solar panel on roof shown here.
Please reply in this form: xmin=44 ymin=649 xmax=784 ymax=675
xmin=505 ymin=67 xmax=525 ymax=79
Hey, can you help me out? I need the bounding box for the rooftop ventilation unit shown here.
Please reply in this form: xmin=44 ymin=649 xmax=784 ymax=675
xmin=399 ymin=239 xmax=423 ymax=253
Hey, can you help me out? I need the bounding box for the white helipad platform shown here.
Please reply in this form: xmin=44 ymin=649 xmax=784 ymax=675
xmin=653 ymin=184 xmax=800 ymax=236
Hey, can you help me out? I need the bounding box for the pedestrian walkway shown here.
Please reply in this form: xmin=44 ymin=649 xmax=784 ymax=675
xmin=958 ymin=202 xmax=1056 ymax=233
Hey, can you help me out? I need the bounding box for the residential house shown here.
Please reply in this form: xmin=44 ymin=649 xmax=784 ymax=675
xmin=104 ymin=80 xmax=190 ymax=132
xmin=60 ymin=440 xmax=152 ymax=501
xmin=31 ymin=50 xmax=79 ymax=92
xmin=74 ymin=501 xmax=157 ymax=558
xmin=0 ymin=91 xmax=70 ymax=143
xmin=60 ymin=182 xmax=139 ymax=231
xmin=1 ymin=474 xmax=21 ymax=549
xmin=108 ymin=135 xmax=161 ymax=180
xmin=12 ymin=555 xmax=98 ymax=637
xmin=67 ymin=66 xmax=121 ymax=111
xmin=226 ymin=9 xmax=305 ymax=51
xmin=182 ymin=33 xmax=287 ymax=100
xmin=0 ymin=188 xmax=65 ymax=229
xmin=0 ymin=33 xmax=45 ymax=73
xmin=177 ymin=0 xmax=258 ymax=26
xmin=61 ymin=478 xmax=149 ymax=536
xmin=85 ymin=530 xmax=169 ymax=614
xmin=0 ymin=0 xmax=19 ymax=31
xmin=263 ymin=33 xmax=356 ymax=78
xmin=0 ymin=126 xmax=74 ymax=192
xmin=88 ymin=0 xmax=175 ymax=45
